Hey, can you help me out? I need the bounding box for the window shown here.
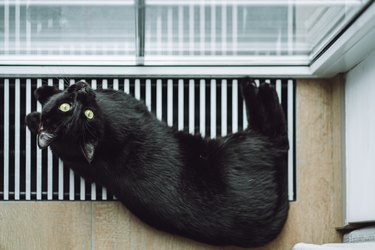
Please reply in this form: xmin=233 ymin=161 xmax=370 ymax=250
xmin=0 ymin=0 xmax=371 ymax=66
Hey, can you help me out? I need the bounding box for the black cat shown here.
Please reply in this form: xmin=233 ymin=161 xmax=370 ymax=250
xmin=25 ymin=78 xmax=289 ymax=247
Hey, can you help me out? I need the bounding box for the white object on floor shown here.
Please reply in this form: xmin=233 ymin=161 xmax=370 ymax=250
xmin=292 ymin=242 xmax=375 ymax=250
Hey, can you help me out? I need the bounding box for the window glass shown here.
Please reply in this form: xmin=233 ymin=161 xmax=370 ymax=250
xmin=0 ymin=0 xmax=135 ymax=63
xmin=0 ymin=0 xmax=371 ymax=65
xmin=144 ymin=0 xmax=370 ymax=64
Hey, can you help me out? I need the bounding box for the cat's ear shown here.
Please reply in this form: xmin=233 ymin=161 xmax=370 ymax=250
xmin=81 ymin=141 xmax=97 ymax=164
xmin=34 ymin=85 xmax=61 ymax=105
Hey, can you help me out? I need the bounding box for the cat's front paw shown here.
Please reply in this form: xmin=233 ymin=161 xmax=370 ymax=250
xmin=34 ymin=85 xmax=60 ymax=104
xmin=25 ymin=111 xmax=41 ymax=134
xmin=240 ymin=77 xmax=257 ymax=95
xmin=258 ymin=82 xmax=279 ymax=104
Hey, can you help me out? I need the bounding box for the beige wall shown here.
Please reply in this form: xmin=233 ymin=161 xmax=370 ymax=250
xmin=0 ymin=78 xmax=344 ymax=250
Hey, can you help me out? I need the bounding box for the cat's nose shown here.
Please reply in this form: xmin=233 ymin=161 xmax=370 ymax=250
xmin=76 ymin=80 xmax=89 ymax=90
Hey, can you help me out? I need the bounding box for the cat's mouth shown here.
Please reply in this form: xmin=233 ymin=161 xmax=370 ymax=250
xmin=37 ymin=125 xmax=56 ymax=149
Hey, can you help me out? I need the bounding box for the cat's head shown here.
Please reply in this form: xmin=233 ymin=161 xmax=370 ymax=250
xmin=25 ymin=80 xmax=104 ymax=163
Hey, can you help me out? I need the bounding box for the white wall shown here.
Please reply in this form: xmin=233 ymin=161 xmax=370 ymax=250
xmin=345 ymin=50 xmax=375 ymax=223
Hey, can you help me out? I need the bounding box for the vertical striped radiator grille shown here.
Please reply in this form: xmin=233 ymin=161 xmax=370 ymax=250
xmin=0 ymin=78 xmax=295 ymax=201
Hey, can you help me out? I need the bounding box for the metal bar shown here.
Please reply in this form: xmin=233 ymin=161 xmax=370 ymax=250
xmin=232 ymin=79 xmax=238 ymax=133
xmin=243 ymin=101 xmax=248 ymax=130
xmin=25 ymin=79 xmax=32 ymax=200
xmin=156 ymin=79 xmax=162 ymax=120
xmin=135 ymin=79 xmax=141 ymax=100
xmin=124 ymin=79 xmax=130 ymax=94
xmin=199 ymin=79 xmax=206 ymax=137
xmin=135 ymin=0 xmax=145 ymax=65
xmin=4 ymin=79 xmax=9 ymax=200
xmin=221 ymin=79 xmax=227 ymax=136
xmin=276 ymin=79 xmax=282 ymax=102
xmin=210 ymin=79 xmax=216 ymax=138
xmin=90 ymin=79 xmax=97 ymax=200
xmin=58 ymin=79 xmax=65 ymax=200
xmin=100 ymin=79 xmax=108 ymax=200
xmin=113 ymin=79 xmax=119 ymax=90
xmin=69 ymin=79 xmax=75 ymax=200
xmin=178 ymin=79 xmax=184 ymax=131
xmin=189 ymin=79 xmax=195 ymax=134
xmin=288 ymin=80 xmax=295 ymax=201
xmin=14 ymin=79 xmax=20 ymax=200
xmin=167 ymin=79 xmax=173 ymax=127
xmin=145 ymin=79 xmax=152 ymax=111
xmin=36 ymin=79 xmax=42 ymax=200
xmin=47 ymin=79 xmax=53 ymax=200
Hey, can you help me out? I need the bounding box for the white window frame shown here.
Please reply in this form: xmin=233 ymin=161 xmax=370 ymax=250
xmin=0 ymin=1 xmax=374 ymax=78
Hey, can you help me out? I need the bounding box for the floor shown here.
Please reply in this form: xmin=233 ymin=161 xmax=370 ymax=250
xmin=0 ymin=78 xmax=344 ymax=250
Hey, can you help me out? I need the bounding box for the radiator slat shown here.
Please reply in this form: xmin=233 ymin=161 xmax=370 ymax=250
xmin=134 ymin=79 xmax=141 ymax=100
xmin=221 ymin=79 xmax=228 ymax=136
xmin=47 ymin=79 xmax=54 ymax=200
xmin=210 ymin=79 xmax=216 ymax=139
xmin=25 ymin=79 xmax=32 ymax=200
xmin=146 ymin=79 xmax=152 ymax=111
xmin=69 ymin=79 xmax=75 ymax=200
xmin=189 ymin=79 xmax=195 ymax=134
xmin=90 ymin=79 xmax=97 ymax=200
xmin=178 ymin=79 xmax=184 ymax=131
xmin=232 ymin=80 xmax=238 ymax=133
xmin=288 ymin=79 xmax=295 ymax=201
xmin=58 ymin=79 xmax=65 ymax=200
xmin=199 ymin=79 xmax=206 ymax=137
xmin=101 ymin=79 xmax=108 ymax=201
xmin=36 ymin=79 xmax=42 ymax=200
xmin=124 ymin=79 xmax=130 ymax=94
xmin=167 ymin=79 xmax=173 ymax=127
xmin=156 ymin=79 xmax=162 ymax=120
xmin=15 ymin=79 xmax=20 ymax=200
xmin=4 ymin=79 xmax=9 ymax=200
xmin=113 ymin=79 xmax=119 ymax=90
xmin=276 ymin=79 xmax=282 ymax=102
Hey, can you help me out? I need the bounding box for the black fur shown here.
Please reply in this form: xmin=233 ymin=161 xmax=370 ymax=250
xmin=25 ymin=78 xmax=289 ymax=247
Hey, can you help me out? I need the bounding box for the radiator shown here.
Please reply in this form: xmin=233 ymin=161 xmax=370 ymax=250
xmin=0 ymin=78 xmax=295 ymax=201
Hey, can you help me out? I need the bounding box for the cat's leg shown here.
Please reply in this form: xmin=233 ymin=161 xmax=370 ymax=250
xmin=34 ymin=85 xmax=61 ymax=105
xmin=240 ymin=78 xmax=287 ymax=138
xmin=257 ymin=82 xmax=287 ymax=138
xmin=239 ymin=78 xmax=266 ymax=132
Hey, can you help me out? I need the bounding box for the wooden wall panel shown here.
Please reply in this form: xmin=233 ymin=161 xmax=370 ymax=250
xmin=0 ymin=78 xmax=344 ymax=250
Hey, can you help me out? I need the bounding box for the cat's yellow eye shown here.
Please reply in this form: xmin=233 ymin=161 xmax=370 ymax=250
xmin=58 ymin=103 xmax=71 ymax=112
xmin=84 ymin=109 xmax=94 ymax=119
